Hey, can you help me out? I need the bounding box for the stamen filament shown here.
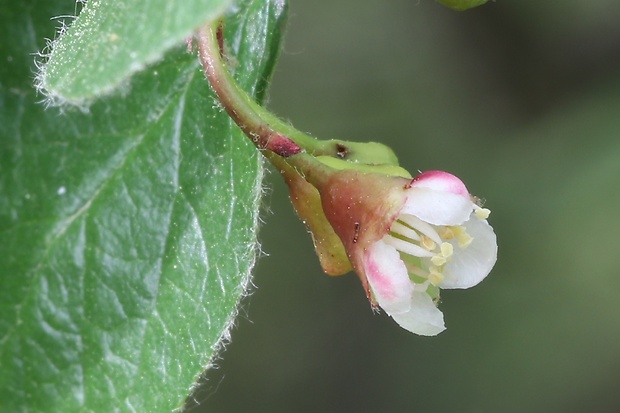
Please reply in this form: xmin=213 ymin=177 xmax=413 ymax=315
xmin=406 ymin=265 xmax=429 ymax=279
xmin=391 ymin=221 xmax=421 ymax=241
xmin=413 ymin=280 xmax=431 ymax=292
xmin=384 ymin=235 xmax=434 ymax=258
xmin=398 ymin=214 xmax=442 ymax=245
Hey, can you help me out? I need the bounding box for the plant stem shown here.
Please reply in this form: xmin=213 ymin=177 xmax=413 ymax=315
xmin=196 ymin=21 xmax=368 ymax=162
xmin=195 ymin=20 xmax=394 ymax=188
xmin=196 ymin=22 xmax=303 ymax=156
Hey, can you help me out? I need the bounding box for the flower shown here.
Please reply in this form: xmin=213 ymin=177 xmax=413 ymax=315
xmin=315 ymin=169 xmax=497 ymax=336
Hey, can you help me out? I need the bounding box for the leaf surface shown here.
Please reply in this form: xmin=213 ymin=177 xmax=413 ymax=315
xmin=0 ymin=0 xmax=287 ymax=411
xmin=39 ymin=0 xmax=231 ymax=105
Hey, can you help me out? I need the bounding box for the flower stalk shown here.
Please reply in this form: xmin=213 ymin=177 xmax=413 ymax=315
xmin=196 ymin=22 xmax=302 ymax=157
xmin=196 ymin=21 xmax=401 ymax=166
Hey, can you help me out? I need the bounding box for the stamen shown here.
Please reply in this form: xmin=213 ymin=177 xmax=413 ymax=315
xmin=391 ymin=221 xmax=421 ymax=241
xmin=440 ymin=242 xmax=453 ymax=258
xmin=384 ymin=235 xmax=434 ymax=258
xmin=428 ymin=271 xmax=444 ymax=286
xmin=431 ymin=255 xmax=446 ymax=266
xmin=458 ymin=233 xmax=473 ymax=248
xmin=475 ymin=207 xmax=491 ymax=219
xmin=452 ymin=226 xmax=473 ymax=248
xmin=407 ymin=265 xmax=429 ymax=279
xmin=420 ymin=235 xmax=436 ymax=251
xmin=438 ymin=226 xmax=455 ymax=240
xmin=398 ymin=214 xmax=442 ymax=245
xmin=429 ymin=242 xmax=454 ymax=266
xmin=414 ymin=280 xmax=431 ymax=292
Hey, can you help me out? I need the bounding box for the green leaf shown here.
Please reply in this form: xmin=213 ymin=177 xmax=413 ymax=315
xmin=38 ymin=0 xmax=232 ymax=105
xmin=0 ymin=0 xmax=287 ymax=411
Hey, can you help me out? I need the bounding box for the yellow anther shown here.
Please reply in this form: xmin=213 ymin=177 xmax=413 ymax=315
xmin=452 ymin=226 xmax=465 ymax=236
xmin=431 ymin=242 xmax=453 ymax=266
xmin=475 ymin=207 xmax=491 ymax=219
xmin=440 ymin=242 xmax=453 ymax=259
xmin=449 ymin=225 xmax=473 ymax=248
xmin=428 ymin=270 xmax=444 ymax=286
xmin=438 ymin=226 xmax=455 ymax=240
xmin=457 ymin=232 xmax=473 ymax=248
xmin=420 ymin=235 xmax=436 ymax=251
xmin=431 ymin=255 xmax=446 ymax=266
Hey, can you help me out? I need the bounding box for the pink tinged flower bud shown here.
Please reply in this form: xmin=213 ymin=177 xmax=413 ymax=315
xmin=315 ymin=169 xmax=497 ymax=336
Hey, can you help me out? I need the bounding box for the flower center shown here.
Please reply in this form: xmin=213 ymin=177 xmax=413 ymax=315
xmin=383 ymin=213 xmax=478 ymax=292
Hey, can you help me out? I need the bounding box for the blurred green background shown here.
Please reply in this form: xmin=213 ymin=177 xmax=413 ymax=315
xmin=190 ymin=1 xmax=620 ymax=412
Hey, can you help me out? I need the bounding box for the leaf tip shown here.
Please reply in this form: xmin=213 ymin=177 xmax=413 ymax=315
xmin=33 ymin=14 xmax=94 ymax=110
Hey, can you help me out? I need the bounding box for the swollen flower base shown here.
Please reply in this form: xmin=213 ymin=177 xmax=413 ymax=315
xmin=196 ymin=20 xmax=498 ymax=336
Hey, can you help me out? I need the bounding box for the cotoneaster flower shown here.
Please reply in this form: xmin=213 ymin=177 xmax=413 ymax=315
xmin=312 ymin=168 xmax=497 ymax=336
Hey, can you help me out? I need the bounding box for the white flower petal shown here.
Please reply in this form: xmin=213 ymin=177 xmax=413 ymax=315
xmin=441 ymin=215 xmax=498 ymax=289
xmin=401 ymin=188 xmax=472 ymax=226
xmin=364 ymin=239 xmax=413 ymax=314
xmin=390 ymin=291 xmax=446 ymax=336
xmin=410 ymin=170 xmax=469 ymax=196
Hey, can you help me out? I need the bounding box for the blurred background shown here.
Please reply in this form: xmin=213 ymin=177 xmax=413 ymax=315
xmin=190 ymin=0 xmax=620 ymax=412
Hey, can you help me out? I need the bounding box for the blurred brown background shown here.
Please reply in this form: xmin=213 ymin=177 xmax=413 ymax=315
xmin=190 ymin=0 xmax=620 ymax=411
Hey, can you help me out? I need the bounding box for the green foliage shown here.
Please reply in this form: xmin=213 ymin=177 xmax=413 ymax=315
xmin=38 ymin=0 xmax=231 ymax=106
xmin=0 ymin=0 xmax=286 ymax=411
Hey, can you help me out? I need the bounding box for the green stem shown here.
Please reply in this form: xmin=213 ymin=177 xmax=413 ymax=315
xmin=196 ymin=20 xmax=402 ymax=172
xmin=196 ymin=21 xmax=342 ymax=157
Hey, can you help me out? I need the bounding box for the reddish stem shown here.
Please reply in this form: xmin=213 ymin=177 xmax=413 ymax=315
xmin=196 ymin=23 xmax=302 ymax=157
